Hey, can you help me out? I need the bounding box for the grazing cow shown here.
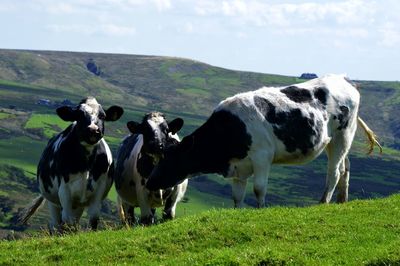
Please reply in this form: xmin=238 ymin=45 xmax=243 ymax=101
xmin=19 ymin=97 xmax=123 ymax=230
xmin=146 ymin=75 xmax=382 ymax=207
xmin=114 ymin=112 xmax=188 ymax=225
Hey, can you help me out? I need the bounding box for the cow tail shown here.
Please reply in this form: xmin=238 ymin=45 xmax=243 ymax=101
xmin=17 ymin=195 xmax=46 ymax=225
xmin=357 ymin=117 xmax=383 ymax=155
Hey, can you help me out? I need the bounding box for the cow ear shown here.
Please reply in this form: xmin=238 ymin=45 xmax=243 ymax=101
xmin=56 ymin=106 xmax=76 ymax=122
xmin=127 ymin=121 xmax=142 ymax=134
xmin=168 ymin=118 xmax=184 ymax=134
xmin=105 ymin=106 xmax=124 ymax=121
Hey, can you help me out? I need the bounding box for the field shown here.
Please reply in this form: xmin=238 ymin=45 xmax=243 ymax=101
xmin=1 ymin=195 xmax=399 ymax=265
xmin=0 ymin=49 xmax=399 ymax=234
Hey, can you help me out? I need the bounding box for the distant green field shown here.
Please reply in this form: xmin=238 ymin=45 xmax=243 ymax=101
xmin=0 ymin=137 xmax=43 ymax=178
xmin=0 ymin=112 xmax=11 ymax=119
xmin=25 ymin=113 xmax=69 ymax=139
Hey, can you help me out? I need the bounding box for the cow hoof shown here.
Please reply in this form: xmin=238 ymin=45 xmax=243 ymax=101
xmin=162 ymin=212 xmax=174 ymax=220
xmin=140 ymin=216 xmax=155 ymax=226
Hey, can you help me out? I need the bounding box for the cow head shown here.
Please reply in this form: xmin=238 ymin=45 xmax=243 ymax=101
xmin=56 ymin=97 xmax=124 ymax=145
xmin=146 ymin=135 xmax=194 ymax=190
xmin=126 ymin=112 xmax=184 ymax=157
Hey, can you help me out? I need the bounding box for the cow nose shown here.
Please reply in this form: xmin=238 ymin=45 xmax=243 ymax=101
xmin=88 ymin=124 xmax=99 ymax=133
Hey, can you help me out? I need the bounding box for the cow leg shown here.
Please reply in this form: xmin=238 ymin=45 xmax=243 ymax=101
xmin=70 ymin=207 xmax=84 ymax=230
xmin=231 ymin=177 xmax=248 ymax=208
xmin=162 ymin=196 xmax=176 ymax=220
xmin=163 ymin=189 xmax=179 ymax=220
xmin=47 ymin=202 xmax=62 ymax=233
xmin=321 ymin=137 xmax=351 ymax=203
xmin=87 ymin=173 xmax=113 ymax=230
xmin=252 ymin=154 xmax=272 ymax=208
xmin=125 ymin=205 xmax=136 ymax=226
xmin=87 ymin=201 xmax=102 ymax=230
xmin=137 ymin=187 xmax=155 ymax=225
xmin=58 ymin=181 xmax=75 ymax=227
xmin=336 ymin=156 xmax=350 ymax=203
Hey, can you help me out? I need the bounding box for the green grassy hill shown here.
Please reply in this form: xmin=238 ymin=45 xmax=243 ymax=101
xmin=0 ymin=49 xmax=399 ymax=234
xmin=1 ymin=194 xmax=399 ymax=265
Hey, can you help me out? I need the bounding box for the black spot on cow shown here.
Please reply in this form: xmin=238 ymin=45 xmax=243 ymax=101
xmin=91 ymin=152 xmax=109 ymax=182
xmin=114 ymin=134 xmax=141 ymax=190
xmin=137 ymin=154 xmax=154 ymax=179
xmin=189 ymin=110 xmax=252 ymax=176
xmin=254 ymin=96 xmax=321 ymax=154
xmin=281 ymin=86 xmax=313 ymax=103
xmin=129 ymin=180 xmax=135 ymax=187
xmin=146 ymin=110 xmax=252 ymax=190
xmin=337 ymin=105 xmax=350 ymax=130
xmin=314 ymin=87 xmax=328 ymax=105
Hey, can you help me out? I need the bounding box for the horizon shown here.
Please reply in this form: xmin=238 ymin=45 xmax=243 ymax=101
xmin=1 ymin=0 xmax=399 ymax=82
xmin=2 ymin=47 xmax=398 ymax=83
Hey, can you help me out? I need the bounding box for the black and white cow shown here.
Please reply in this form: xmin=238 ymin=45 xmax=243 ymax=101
xmin=146 ymin=75 xmax=382 ymax=207
xmin=19 ymin=97 xmax=123 ymax=230
xmin=114 ymin=112 xmax=188 ymax=225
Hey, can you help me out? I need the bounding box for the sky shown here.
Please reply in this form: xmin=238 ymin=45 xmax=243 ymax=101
xmin=1 ymin=0 xmax=399 ymax=81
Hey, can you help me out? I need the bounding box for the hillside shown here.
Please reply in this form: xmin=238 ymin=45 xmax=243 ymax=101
xmin=0 ymin=195 xmax=399 ymax=265
xmin=0 ymin=49 xmax=399 ymax=233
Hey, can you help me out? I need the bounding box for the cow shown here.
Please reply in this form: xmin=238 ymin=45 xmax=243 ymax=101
xmin=146 ymin=74 xmax=382 ymax=207
xmin=114 ymin=112 xmax=188 ymax=225
xmin=18 ymin=97 xmax=124 ymax=231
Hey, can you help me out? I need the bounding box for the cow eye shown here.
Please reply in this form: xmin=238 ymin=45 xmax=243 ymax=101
xmin=76 ymin=110 xmax=86 ymax=120
xmin=98 ymin=113 xmax=106 ymax=120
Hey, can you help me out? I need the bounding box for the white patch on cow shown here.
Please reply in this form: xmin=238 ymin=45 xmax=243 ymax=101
xmin=80 ymin=98 xmax=101 ymax=127
xmin=81 ymin=98 xmax=100 ymax=115
xmin=101 ymin=138 xmax=113 ymax=165
xmin=168 ymin=132 xmax=180 ymax=141
xmin=147 ymin=118 xmax=165 ymax=142
xmin=68 ymin=172 xmax=91 ymax=204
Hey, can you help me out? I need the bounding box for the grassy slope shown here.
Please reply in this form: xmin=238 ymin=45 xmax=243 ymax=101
xmin=1 ymin=194 xmax=399 ymax=265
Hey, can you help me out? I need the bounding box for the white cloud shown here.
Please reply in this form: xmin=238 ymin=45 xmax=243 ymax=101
xmin=151 ymin=0 xmax=172 ymax=12
xmin=194 ymin=1 xmax=220 ymax=16
xmin=198 ymin=0 xmax=377 ymax=28
xmin=45 ymin=2 xmax=76 ymax=14
xmin=222 ymin=0 xmax=248 ymax=16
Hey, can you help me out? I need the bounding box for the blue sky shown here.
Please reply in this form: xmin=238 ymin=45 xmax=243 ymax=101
xmin=1 ymin=0 xmax=399 ymax=81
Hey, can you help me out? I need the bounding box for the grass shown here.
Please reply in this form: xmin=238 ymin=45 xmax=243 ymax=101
xmin=0 ymin=194 xmax=399 ymax=265
xmin=0 ymin=112 xmax=12 ymax=120
xmin=25 ymin=113 xmax=69 ymax=139
xmin=0 ymin=137 xmax=43 ymax=178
